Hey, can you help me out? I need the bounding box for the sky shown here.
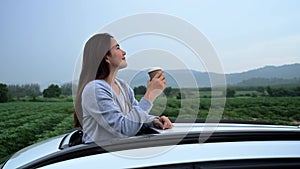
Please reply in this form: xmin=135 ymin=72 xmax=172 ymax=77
xmin=0 ymin=0 xmax=300 ymax=89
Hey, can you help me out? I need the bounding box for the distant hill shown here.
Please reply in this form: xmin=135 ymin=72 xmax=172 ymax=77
xmin=235 ymin=77 xmax=300 ymax=87
xmin=117 ymin=63 xmax=300 ymax=88
xmin=226 ymin=63 xmax=300 ymax=85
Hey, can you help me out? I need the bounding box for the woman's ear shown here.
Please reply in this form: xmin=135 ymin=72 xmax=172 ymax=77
xmin=104 ymin=56 xmax=110 ymax=64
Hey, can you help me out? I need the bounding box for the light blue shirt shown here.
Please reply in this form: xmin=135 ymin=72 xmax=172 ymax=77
xmin=82 ymin=79 xmax=156 ymax=143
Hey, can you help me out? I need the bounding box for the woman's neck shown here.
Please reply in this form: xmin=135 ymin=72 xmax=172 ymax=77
xmin=104 ymin=68 xmax=118 ymax=86
xmin=104 ymin=69 xmax=121 ymax=95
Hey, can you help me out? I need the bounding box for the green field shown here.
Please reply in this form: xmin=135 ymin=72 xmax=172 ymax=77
xmin=151 ymin=96 xmax=300 ymax=125
xmin=1 ymin=97 xmax=300 ymax=161
xmin=0 ymin=102 xmax=74 ymax=161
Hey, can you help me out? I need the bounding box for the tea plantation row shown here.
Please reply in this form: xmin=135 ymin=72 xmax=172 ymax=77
xmin=1 ymin=96 xmax=300 ymax=161
xmin=0 ymin=102 xmax=74 ymax=161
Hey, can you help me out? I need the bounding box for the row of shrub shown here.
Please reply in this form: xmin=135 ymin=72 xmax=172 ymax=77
xmin=150 ymin=97 xmax=300 ymax=125
xmin=0 ymin=102 xmax=74 ymax=161
xmin=1 ymin=96 xmax=300 ymax=161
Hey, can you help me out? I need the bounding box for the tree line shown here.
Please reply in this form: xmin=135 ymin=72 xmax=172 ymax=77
xmin=1 ymin=83 xmax=300 ymax=103
xmin=0 ymin=82 xmax=72 ymax=102
xmin=134 ymin=85 xmax=300 ymax=98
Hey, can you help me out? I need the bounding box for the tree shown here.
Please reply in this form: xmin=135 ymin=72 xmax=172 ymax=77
xmin=43 ymin=84 xmax=61 ymax=98
xmin=26 ymin=84 xmax=41 ymax=101
xmin=226 ymin=88 xmax=236 ymax=97
xmin=61 ymin=82 xmax=72 ymax=96
xmin=266 ymin=86 xmax=294 ymax=97
xmin=0 ymin=83 xmax=9 ymax=102
xmin=164 ymin=87 xmax=173 ymax=97
xmin=266 ymin=86 xmax=273 ymax=97
xmin=256 ymin=86 xmax=265 ymax=94
xmin=8 ymin=84 xmax=41 ymax=100
xmin=294 ymin=87 xmax=300 ymax=96
xmin=133 ymin=85 xmax=146 ymax=95
xmin=176 ymin=92 xmax=186 ymax=99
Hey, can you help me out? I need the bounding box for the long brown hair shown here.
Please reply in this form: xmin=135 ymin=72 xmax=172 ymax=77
xmin=96 ymin=50 xmax=111 ymax=80
xmin=74 ymin=33 xmax=112 ymax=128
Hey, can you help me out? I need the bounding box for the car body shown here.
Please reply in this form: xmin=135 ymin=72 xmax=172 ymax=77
xmin=1 ymin=121 xmax=300 ymax=169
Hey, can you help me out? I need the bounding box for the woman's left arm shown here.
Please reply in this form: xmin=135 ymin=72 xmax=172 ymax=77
xmin=128 ymin=86 xmax=173 ymax=129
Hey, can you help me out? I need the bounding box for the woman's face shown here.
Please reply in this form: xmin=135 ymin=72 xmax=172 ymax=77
xmin=106 ymin=38 xmax=127 ymax=70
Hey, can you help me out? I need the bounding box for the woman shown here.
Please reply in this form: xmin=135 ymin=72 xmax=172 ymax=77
xmin=74 ymin=33 xmax=173 ymax=143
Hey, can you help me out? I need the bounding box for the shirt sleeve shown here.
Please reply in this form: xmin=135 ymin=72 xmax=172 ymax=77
xmin=83 ymin=80 xmax=154 ymax=137
xmin=127 ymin=85 xmax=158 ymax=127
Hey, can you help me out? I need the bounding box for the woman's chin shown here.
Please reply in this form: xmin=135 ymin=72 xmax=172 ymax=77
xmin=118 ymin=63 xmax=128 ymax=69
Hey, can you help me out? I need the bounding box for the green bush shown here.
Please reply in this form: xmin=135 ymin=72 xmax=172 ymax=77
xmin=1 ymin=96 xmax=300 ymax=161
xmin=0 ymin=102 xmax=74 ymax=160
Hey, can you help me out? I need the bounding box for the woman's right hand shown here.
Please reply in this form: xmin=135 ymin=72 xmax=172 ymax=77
xmin=144 ymin=71 xmax=166 ymax=103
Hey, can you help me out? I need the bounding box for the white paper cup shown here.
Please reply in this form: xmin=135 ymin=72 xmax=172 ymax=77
xmin=148 ymin=67 xmax=163 ymax=80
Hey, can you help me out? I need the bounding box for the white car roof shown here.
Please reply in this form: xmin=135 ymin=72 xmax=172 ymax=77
xmin=152 ymin=123 xmax=300 ymax=134
xmin=3 ymin=122 xmax=300 ymax=169
xmin=3 ymin=135 xmax=64 ymax=169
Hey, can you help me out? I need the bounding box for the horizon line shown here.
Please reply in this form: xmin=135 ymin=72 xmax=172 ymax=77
xmin=121 ymin=62 xmax=300 ymax=74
